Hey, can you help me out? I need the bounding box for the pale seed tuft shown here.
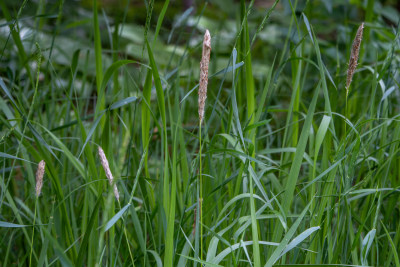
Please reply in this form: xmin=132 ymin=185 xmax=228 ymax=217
xmin=346 ymin=22 xmax=364 ymax=93
xmin=35 ymin=160 xmax=45 ymax=197
xmin=98 ymin=146 xmax=120 ymax=201
xmin=198 ymin=29 xmax=211 ymax=124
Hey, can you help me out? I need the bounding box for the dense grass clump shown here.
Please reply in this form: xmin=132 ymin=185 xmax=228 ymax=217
xmin=1 ymin=0 xmax=400 ymax=266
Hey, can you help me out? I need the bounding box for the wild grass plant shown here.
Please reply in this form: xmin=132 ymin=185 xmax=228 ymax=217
xmin=0 ymin=0 xmax=400 ymax=266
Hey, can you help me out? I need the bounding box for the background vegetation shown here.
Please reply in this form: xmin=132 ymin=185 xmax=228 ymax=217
xmin=1 ymin=0 xmax=400 ymax=266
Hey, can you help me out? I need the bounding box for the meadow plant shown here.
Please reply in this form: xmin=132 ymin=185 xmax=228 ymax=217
xmin=1 ymin=1 xmax=399 ymax=266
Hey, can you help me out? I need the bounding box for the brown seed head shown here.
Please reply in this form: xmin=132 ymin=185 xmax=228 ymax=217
xmin=98 ymin=146 xmax=120 ymax=201
xmin=198 ymin=29 xmax=211 ymax=123
xmin=35 ymin=160 xmax=45 ymax=197
xmin=346 ymin=22 xmax=364 ymax=92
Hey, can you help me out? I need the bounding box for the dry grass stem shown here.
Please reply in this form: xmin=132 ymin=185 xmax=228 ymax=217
xmin=198 ymin=29 xmax=211 ymax=123
xmin=35 ymin=160 xmax=45 ymax=197
xmin=346 ymin=22 xmax=364 ymax=92
xmin=98 ymin=146 xmax=120 ymax=201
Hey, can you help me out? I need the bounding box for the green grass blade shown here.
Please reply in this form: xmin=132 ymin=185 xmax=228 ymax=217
xmin=266 ymin=201 xmax=314 ymax=266
xmin=104 ymin=203 xmax=131 ymax=232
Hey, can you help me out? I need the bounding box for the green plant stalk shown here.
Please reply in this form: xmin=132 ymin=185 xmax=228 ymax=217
xmin=93 ymin=0 xmax=105 ymax=138
xmin=278 ymin=68 xmax=303 ymax=203
xmin=66 ymin=72 xmax=100 ymax=252
xmin=199 ymin=121 xmax=204 ymax=263
xmin=45 ymin=0 xmax=64 ymax=70
xmin=102 ymin=197 xmax=135 ymax=266
xmin=278 ymin=0 xmax=298 ymax=66
xmin=361 ymin=0 xmax=374 ymax=59
xmin=37 ymin=133 xmax=79 ymax=261
xmin=1 ymin=39 xmax=42 ymax=220
xmin=382 ymin=220 xmax=400 ymax=267
xmin=178 ymin=102 xmax=189 ymax=205
xmin=153 ymin=0 xmax=170 ymax=45
xmin=142 ymin=0 xmax=169 ymax=206
xmin=237 ymin=0 xmax=245 ymax=111
xmin=165 ymin=117 xmax=178 ymax=266
xmin=272 ymin=81 xmax=321 ymax=249
xmin=2 ymin=189 xmax=38 ymax=262
xmin=244 ymin=19 xmax=254 ymax=130
xmin=29 ymin=197 xmax=38 ymax=266
xmin=112 ymin=20 xmax=120 ymax=97
xmin=244 ymin=12 xmax=261 ymax=267
xmin=145 ymin=40 xmax=168 ymax=206
xmin=291 ymin=48 xmax=302 ymax=150
xmin=338 ymin=88 xmax=350 ymax=257
xmin=145 ymin=41 xmax=169 ymax=265
xmin=248 ymin=165 xmax=260 ymax=267
xmin=3 ymin=231 xmax=14 ymax=266
xmin=35 ymin=0 xmax=46 ymax=32
xmin=122 ymin=211 xmax=135 ymax=266
xmin=93 ymin=0 xmax=103 ymax=97
xmin=141 ymin=70 xmax=155 ymax=209
xmin=345 ymin=88 xmax=349 ymax=137
xmin=346 ymin=203 xmax=359 ymax=263
xmin=95 ymin=191 xmax=111 ymax=265
xmin=278 ymin=0 xmax=300 ymax=171
xmin=0 ymin=0 xmax=33 ymax=84
xmin=307 ymin=21 xmax=338 ymax=263
xmin=11 ymin=44 xmax=42 ymax=265
xmin=97 ymin=138 xmax=135 ymax=265
xmin=76 ymin=196 xmax=102 ymax=266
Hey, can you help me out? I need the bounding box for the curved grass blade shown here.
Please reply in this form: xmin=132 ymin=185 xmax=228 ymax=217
xmin=0 ymin=221 xmax=29 ymax=228
xmin=265 ymin=201 xmax=313 ymax=267
xmin=76 ymin=196 xmax=102 ymax=266
xmin=212 ymin=241 xmax=279 ymax=265
xmin=280 ymin=226 xmax=320 ymax=256
xmin=148 ymin=250 xmax=163 ymax=267
xmin=0 ymin=152 xmax=36 ymax=164
xmin=104 ymin=203 xmax=131 ymax=232
xmin=109 ymin=96 xmax=138 ymax=110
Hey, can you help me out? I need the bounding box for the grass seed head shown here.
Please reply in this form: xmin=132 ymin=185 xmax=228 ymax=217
xmin=198 ymin=29 xmax=211 ymax=124
xmin=98 ymin=146 xmax=120 ymax=201
xmin=346 ymin=22 xmax=364 ymax=92
xmin=35 ymin=160 xmax=45 ymax=197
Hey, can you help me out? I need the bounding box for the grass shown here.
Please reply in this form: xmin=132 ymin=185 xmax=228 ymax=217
xmin=1 ymin=0 xmax=400 ymax=266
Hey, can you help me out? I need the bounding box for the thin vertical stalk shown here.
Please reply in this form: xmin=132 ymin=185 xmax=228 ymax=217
xmin=30 ymin=160 xmax=45 ymax=266
xmin=198 ymin=29 xmax=211 ymax=263
xmin=29 ymin=199 xmax=38 ymax=266
xmin=199 ymin=121 xmax=203 ymax=262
